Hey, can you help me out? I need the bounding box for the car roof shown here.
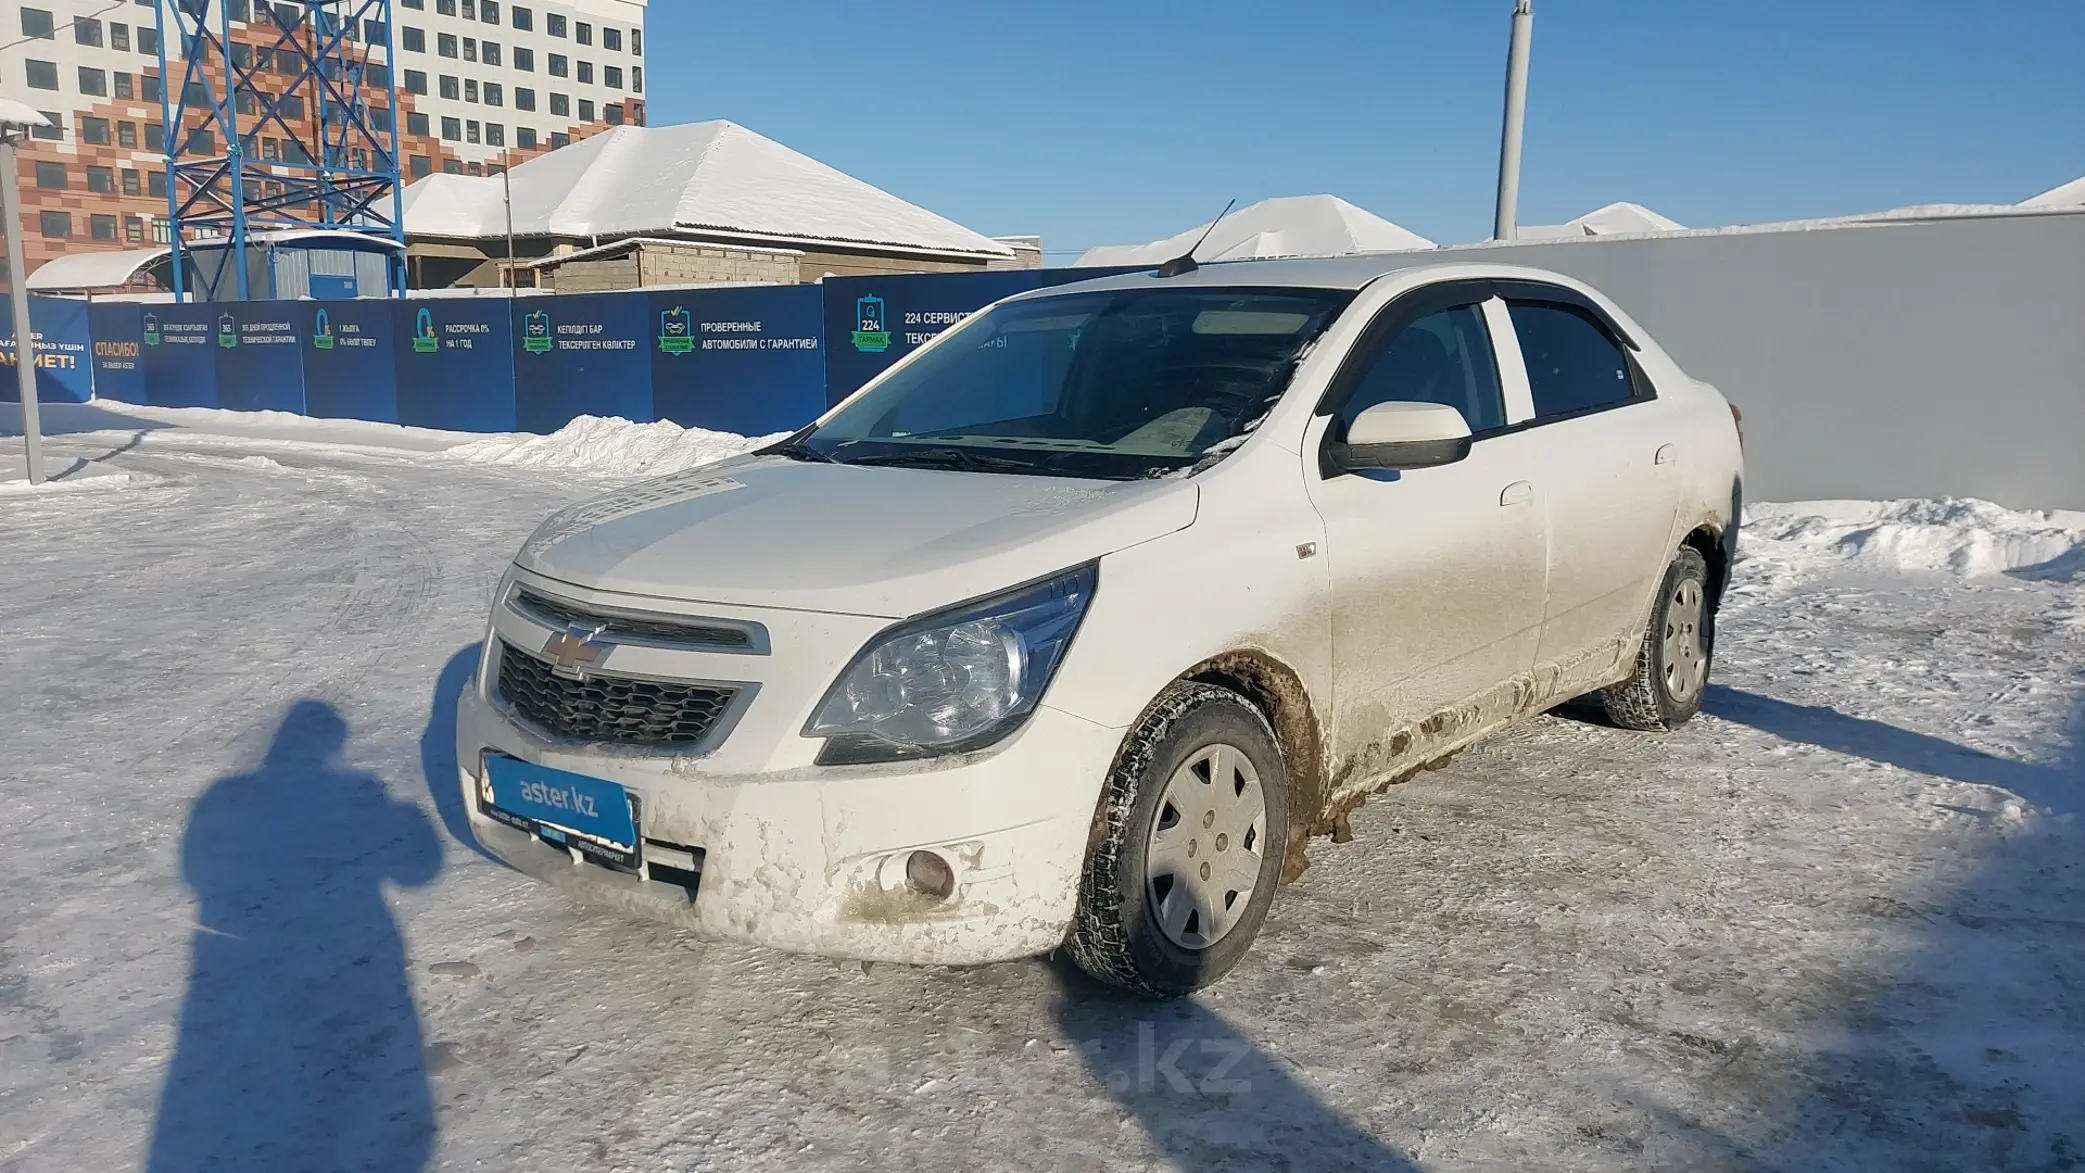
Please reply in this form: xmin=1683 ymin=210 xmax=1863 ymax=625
xmin=1005 ymin=253 xmax=1590 ymax=298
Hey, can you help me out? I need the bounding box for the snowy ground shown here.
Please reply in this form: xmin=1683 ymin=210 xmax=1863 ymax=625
xmin=2 ymin=404 xmax=2080 ymax=1173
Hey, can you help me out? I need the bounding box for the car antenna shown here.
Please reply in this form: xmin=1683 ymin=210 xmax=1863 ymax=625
xmin=1155 ymin=199 xmax=1236 ymax=278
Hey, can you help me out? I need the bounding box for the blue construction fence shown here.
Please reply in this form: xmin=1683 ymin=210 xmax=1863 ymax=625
xmin=7 ymin=265 xmax=1140 ymax=436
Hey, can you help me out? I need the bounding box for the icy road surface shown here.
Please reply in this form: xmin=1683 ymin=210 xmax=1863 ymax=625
xmin=2 ymin=406 xmax=2080 ymax=1172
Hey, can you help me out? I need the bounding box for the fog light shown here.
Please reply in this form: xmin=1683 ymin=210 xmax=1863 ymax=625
xmin=904 ymin=850 xmax=955 ymax=900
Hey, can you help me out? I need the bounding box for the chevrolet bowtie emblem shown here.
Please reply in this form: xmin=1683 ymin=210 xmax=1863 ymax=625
xmin=542 ymin=624 xmax=610 ymax=676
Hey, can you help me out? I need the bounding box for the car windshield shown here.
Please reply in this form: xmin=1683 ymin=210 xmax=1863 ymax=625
xmin=797 ymin=287 xmax=1354 ymax=479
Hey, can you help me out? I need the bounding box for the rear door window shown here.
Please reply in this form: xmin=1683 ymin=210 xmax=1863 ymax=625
xmin=1338 ymin=304 xmax=1506 ymax=436
xmin=1507 ymin=302 xmax=1640 ymax=420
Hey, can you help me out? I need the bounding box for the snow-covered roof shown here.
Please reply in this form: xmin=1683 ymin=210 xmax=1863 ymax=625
xmin=2020 ymin=175 xmax=2085 ymax=208
xmin=0 ymin=98 xmax=51 ymax=128
xmin=524 ymin=236 xmax=805 ymax=268
xmin=1074 ymin=195 xmax=1434 ymax=267
xmin=402 ymin=121 xmax=1014 ymax=259
xmin=26 ymin=247 xmax=168 ymax=291
xmin=1518 ymin=201 xmax=1686 ymax=240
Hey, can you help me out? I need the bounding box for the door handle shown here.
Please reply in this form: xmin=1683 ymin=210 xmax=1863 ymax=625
xmin=1499 ymin=480 xmax=1533 ymax=506
xmin=1654 ymin=444 xmax=1677 ymax=466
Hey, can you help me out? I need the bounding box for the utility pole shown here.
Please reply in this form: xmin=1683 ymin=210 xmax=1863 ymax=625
xmin=1493 ymin=0 xmax=1534 ymax=241
xmin=0 ymin=109 xmax=51 ymax=485
xmin=502 ymin=149 xmax=516 ymax=291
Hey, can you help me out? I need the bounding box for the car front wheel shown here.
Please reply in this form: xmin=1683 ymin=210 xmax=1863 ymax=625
xmin=1066 ymin=682 xmax=1289 ymax=998
xmin=1601 ymin=546 xmax=1713 ymax=731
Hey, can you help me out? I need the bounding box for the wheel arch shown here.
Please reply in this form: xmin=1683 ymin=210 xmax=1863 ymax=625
xmin=1177 ymin=648 xmax=1329 ymax=883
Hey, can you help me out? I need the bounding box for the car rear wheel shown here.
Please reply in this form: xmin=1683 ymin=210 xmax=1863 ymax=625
xmin=1601 ymin=546 xmax=1713 ymax=731
xmin=1066 ymin=682 xmax=1289 ymax=997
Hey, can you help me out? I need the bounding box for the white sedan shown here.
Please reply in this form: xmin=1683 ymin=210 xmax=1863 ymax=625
xmin=456 ymin=257 xmax=1744 ymax=996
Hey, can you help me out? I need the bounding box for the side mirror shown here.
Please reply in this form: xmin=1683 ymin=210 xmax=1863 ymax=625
xmin=1329 ymin=401 xmax=1473 ymax=472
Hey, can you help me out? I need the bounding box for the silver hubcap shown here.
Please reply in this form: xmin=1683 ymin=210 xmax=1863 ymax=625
xmin=1145 ymin=743 xmax=1267 ymax=950
xmin=1662 ymin=578 xmax=1708 ymax=701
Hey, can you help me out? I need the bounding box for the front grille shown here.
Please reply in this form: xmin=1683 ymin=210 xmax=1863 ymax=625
xmin=496 ymin=641 xmax=737 ymax=747
xmin=513 ymin=589 xmax=755 ymax=651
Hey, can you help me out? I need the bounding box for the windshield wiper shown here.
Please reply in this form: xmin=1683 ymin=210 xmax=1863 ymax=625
xmin=763 ymin=436 xmax=835 ymax=463
xmin=843 ymin=447 xmax=1046 ymax=474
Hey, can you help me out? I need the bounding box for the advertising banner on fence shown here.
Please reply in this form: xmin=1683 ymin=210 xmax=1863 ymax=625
xmin=513 ymin=292 xmax=654 ymax=433
xmin=140 ymin=304 xmax=223 ymax=408
xmin=87 ymin=301 xmax=147 ymax=404
xmin=820 ymin=268 xmax=1139 ymax=405
xmin=650 ymin=284 xmax=825 ymax=436
xmin=213 ymin=301 xmax=307 ymax=414
xmin=0 ymin=296 xmax=95 ymax=405
xmin=301 ymin=300 xmax=399 ymax=422
xmin=392 ymin=298 xmax=517 ymax=432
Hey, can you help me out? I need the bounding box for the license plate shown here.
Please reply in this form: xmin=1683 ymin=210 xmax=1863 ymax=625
xmin=483 ymin=755 xmax=638 ymax=858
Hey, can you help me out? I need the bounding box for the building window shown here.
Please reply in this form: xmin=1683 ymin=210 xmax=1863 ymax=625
xmin=118 ymin=122 xmax=138 ymax=148
xmin=512 ymin=6 xmax=532 ymax=30
xmin=80 ymin=67 xmax=108 ymax=95
xmin=235 ymin=90 xmax=259 ymax=116
xmin=578 ymin=99 xmax=594 ymax=121
xmin=464 ymin=78 xmax=478 ymax=101
xmin=40 ymin=211 xmax=72 ymax=238
xmin=152 ymin=220 xmax=172 ymax=244
xmin=403 ymin=0 xmax=423 ymax=7
xmin=547 ymin=12 xmax=565 ymax=37
xmin=577 ymin=61 xmax=592 ymax=84
xmin=366 ymin=63 xmax=390 ymax=88
xmin=438 ymin=32 xmax=457 ymax=57
xmin=125 ymin=216 xmax=145 ymax=243
xmin=122 ymin=168 xmax=141 ymax=195
xmin=483 ymin=41 xmax=501 ymax=66
xmin=20 ymin=8 xmax=54 ymax=38
xmin=111 ymin=22 xmax=131 ymax=50
xmin=604 ymin=103 xmax=621 ymax=126
xmin=604 ymin=65 xmax=622 ymax=89
xmin=485 ymin=82 xmax=503 ymax=106
xmin=548 ymin=92 xmax=568 ymax=116
xmin=192 ymin=128 xmax=216 ymax=153
xmin=514 ymin=46 xmax=533 ymax=71
xmin=114 ymin=72 xmax=134 ymax=99
xmin=91 ymin=215 xmax=119 ymax=242
xmin=440 ymin=116 xmax=460 ymax=140
xmin=515 ymin=87 xmax=535 ymax=111
xmin=81 ymin=116 xmax=112 ymax=144
xmin=408 ymin=111 xmax=430 ymax=135
xmin=548 ymin=53 xmax=568 ymax=78
xmin=443 ymin=158 xmax=462 ymax=174
xmin=575 ymin=21 xmax=591 ymax=45
xmin=148 ymin=170 xmax=167 ymax=198
xmin=550 ymin=131 xmax=568 ymax=149
xmin=463 ymin=36 xmax=476 ymax=62
xmin=482 ymin=0 xmax=499 ymax=22
xmin=403 ymin=26 xmax=424 ymax=51
xmin=410 ymin=154 xmax=433 ymax=178
xmin=25 ymin=60 xmax=58 ymax=90
xmin=516 ymin=126 xmax=536 ymax=148
xmin=632 ymin=29 xmax=641 ymax=55
xmin=230 ymin=42 xmax=253 ymax=69
xmin=146 ymin=123 xmax=164 ymax=151
xmin=32 ymin=111 xmax=63 ymax=141
xmin=405 ymin=69 xmax=429 ymax=94
xmin=142 ymin=73 xmax=161 ymax=101
xmin=461 ymin=0 xmax=475 ymax=16
xmin=74 ymin=15 xmax=103 ymax=45
xmin=603 ymin=27 xmax=621 ymax=52
xmin=436 ymin=0 xmax=455 ymax=14
xmin=280 ymin=94 xmax=305 ymax=119
xmin=365 ymin=19 xmax=386 ymax=43
xmin=138 ymin=26 xmax=158 ymax=53
xmin=466 ymin=161 xmax=482 ymax=175
xmin=87 ymin=166 xmax=114 ymax=193
xmin=632 ymin=66 xmax=642 ymax=93
xmin=371 ymin=106 xmax=393 ymax=132
xmin=35 ymin=162 xmax=66 ymax=189
xmin=466 ymin=119 xmax=479 ymax=143
xmin=486 ymin=122 xmax=504 ymax=146
xmin=439 ymin=74 xmax=459 ymax=99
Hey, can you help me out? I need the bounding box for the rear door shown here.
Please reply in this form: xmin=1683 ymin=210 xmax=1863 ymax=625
xmin=1305 ymin=290 xmax=1549 ymax=772
xmin=1494 ymin=292 xmax=1682 ymax=680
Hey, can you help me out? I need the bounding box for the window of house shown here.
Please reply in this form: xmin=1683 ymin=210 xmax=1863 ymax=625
xmin=547 ymin=13 xmax=565 ymax=37
xmin=114 ymin=72 xmax=133 ymax=99
xmin=402 ymin=0 xmax=424 ymax=7
xmin=1508 ymin=302 xmax=1644 ymax=420
xmin=142 ymin=73 xmax=161 ymax=100
xmin=578 ymin=98 xmax=594 ymax=121
xmin=123 ymin=169 xmax=141 ymax=194
xmin=485 ymin=82 xmax=502 ymax=106
xmin=463 ymin=36 xmax=476 ymax=62
xmin=366 ymin=62 xmax=389 ymax=88
xmin=146 ymin=122 xmax=164 ymax=150
xmin=466 ymin=161 xmax=482 ymax=175
xmin=443 ymin=158 xmax=462 ymax=174
xmin=631 ymin=29 xmax=641 ymax=54
xmin=516 ymin=126 xmax=536 ymax=148
xmin=227 ymin=0 xmax=251 ymax=20
xmin=604 ymin=102 xmax=621 ymax=125
xmin=465 ymin=119 xmax=480 ymax=143
xmin=365 ymin=19 xmax=386 ymax=43
xmin=482 ymin=0 xmax=499 ymax=22
xmin=410 ymin=154 xmax=433 ymax=178
xmin=514 ymin=46 xmax=533 ymax=71
xmin=550 ymin=131 xmax=568 ymax=149
xmin=515 ymin=86 xmax=535 ymax=110
xmin=111 ymin=22 xmax=131 ymax=50
xmin=575 ymin=21 xmax=591 ymax=45
xmin=486 ymin=122 xmax=504 ymax=146
xmin=229 ymin=42 xmax=253 ymax=68
xmin=280 ymin=93 xmax=305 ymax=119
xmin=403 ymin=26 xmax=425 ymax=50
xmin=441 ymin=116 xmax=460 ymax=140
xmin=512 ymin=6 xmax=532 ymax=30
xmin=35 ymin=161 xmax=66 ymax=189
xmin=409 ymin=111 xmax=430 ymax=135
xmin=81 ymin=116 xmax=112 ymax=144
xmin=436 ymin=0 xmax=455 ymax=14
xmin=405 ymin=69 xmax=429 ymax=94
xmin=603 ymin=65 xmax=621 ymax=89
xmin=74 ymin=16 xmax=103 ymax=45
xmin=548 ymin=91 xmax=568 ymax=116
xmin=20 ymin=8 xmax=54 ymax=38
xmin=261 ymin=137 xmax=279 ymax=160
xmin=87 ymin=166 xmax=115 ymax=194
xmin=548 ymin=53 xmax=567 ymax=77
xmin=40 ymin=211 xmax=72 ymax=238
xmin=463 ymin=78 xmax=477 ymax=101
xmin=139 ymin=26 xmax=158 ymax=53
xmin=148 ymin=170 xmax=167 ymax=197
xmin=125 ymin=216 xmax=145 ymax=243
xmin=118 ymin=122 xmax=137 ymax=148
xmin=25 ymin=60 xmax=59 ymax=90
xmin=438 ymin=32 xmax=457 ymax=57
xmin=192 ymin=128 xmax=215 ymax=152
xmin=439 ymin=74 xmax=459 ymax=98
xmin=603 ymin=27 xmax=621 ymax=51
xmin=371 ymin=106 xmax=393 ymax=132
xmin=483 ymin=41 xmax=500 ymax=66
xmin=235 ymin=90 xmax=259 ymax=115
xmin=32 ymin=111 xmax=63 ymax=140
xmin=91 ymin=215 xmax=119 ymax=242
xmin=79 ymin=67 xmax=108 ymax=95
xmin=576 ymin=61 xmax=592 ymax=84
xmin=631 ymin=65 xmax=641 ymax=93
xmin=461 ymin=0 xmax=475 ymax=16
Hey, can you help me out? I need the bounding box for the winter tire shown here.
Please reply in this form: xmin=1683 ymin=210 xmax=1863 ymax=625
xmin=1066 ymin=682 xmax=1289 ymax=997
xmin=1601 ymin=546 xmax=1713 ymax=731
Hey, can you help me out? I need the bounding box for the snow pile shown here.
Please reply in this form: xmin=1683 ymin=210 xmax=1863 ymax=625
xmin=447 ymin=415 xmax=778 ymax=478
xmin=1745 ymin=498 xmax=2085 ymax=579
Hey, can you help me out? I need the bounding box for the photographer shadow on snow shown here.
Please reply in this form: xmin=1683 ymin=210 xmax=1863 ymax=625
xmin=1045 ymin=958 xmax=1421 ymax=1170
xmin=147 ymin=701 xmax=442 ymax=1173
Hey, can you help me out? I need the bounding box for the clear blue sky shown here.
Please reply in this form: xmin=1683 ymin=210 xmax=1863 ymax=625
xmin=645 ymin=0 xmax=2084 ymax=257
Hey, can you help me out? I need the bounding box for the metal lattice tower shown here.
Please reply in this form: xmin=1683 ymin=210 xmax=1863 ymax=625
xmin=157 ymin=0 xmax=405 ymax=299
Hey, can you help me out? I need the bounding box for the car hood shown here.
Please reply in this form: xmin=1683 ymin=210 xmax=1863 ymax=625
xmin=514 ymin=454 xmax=1199 ymax=618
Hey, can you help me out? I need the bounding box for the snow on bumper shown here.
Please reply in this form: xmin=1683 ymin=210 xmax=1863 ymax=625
xmin=456 ymin=682 xmax=1120 ymax=965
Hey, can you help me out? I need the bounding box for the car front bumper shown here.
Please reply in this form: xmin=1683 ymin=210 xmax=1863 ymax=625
xmin=456 ymin=678 xmax=1122 ymax=966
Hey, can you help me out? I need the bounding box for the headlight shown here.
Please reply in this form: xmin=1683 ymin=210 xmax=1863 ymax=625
xmin=805 ymin=564 xmax=1097 ymax=764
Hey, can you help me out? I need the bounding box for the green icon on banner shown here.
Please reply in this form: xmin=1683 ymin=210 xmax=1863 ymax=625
xmin=143 ymin=313 xmax=161 ymax=346
xmin=658 ymin=305 xmax=693 ymax=354
xmin=312 ymin=308 xmax=335 ymax=351
xmin=412 ymin=307 xmax=439 ymax=353
xmin=849 ymin=294 xmax=889 ymax=353
xmin=523 ymin=310 xmax=552 ymax=354
xmin=217 ymin=314 xmax=237 ymax=349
